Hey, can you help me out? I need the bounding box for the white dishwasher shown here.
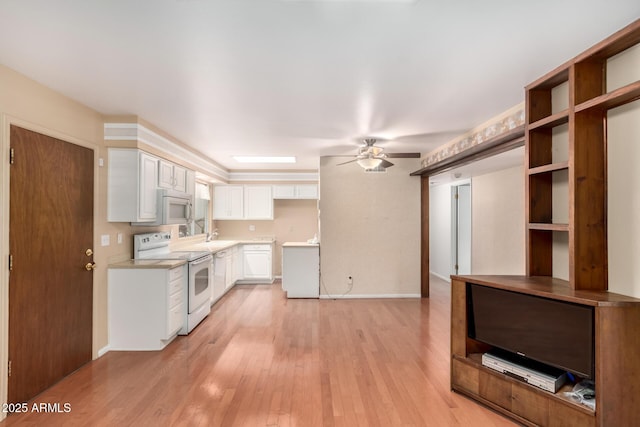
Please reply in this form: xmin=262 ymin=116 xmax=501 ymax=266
xmin=212 ymin=251 xmax=227 ymax=304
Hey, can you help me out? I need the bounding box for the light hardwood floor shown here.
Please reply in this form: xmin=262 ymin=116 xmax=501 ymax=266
xmin=1 ymin=276 xmax=516 ymax=426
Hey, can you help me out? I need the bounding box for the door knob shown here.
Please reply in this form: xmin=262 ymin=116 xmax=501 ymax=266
xmin=85 ymin=248 xmax=93 ymax=257
xmin=85 ymin=262 xmax=96 ymax=271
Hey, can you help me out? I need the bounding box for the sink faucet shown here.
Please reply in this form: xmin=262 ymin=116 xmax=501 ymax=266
xmin=206 ymin=229 xmax=219 ymax=242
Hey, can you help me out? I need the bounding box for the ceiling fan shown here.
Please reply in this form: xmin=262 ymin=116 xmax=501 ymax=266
xmin=336 ymin=138 xmax=420 ymax=170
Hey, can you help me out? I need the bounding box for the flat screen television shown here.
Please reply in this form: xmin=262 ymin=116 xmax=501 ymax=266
xmin=467 ymin=284 xmax=595 ymax=379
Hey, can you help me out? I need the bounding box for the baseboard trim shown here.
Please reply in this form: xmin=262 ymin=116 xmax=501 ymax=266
xmin=97 ymin=345 xmax=110 ymax=358
xmin=319 ymin=293 xmax=421 ymax=299
xmin=430 ymin=271 xmax=451 ymax=283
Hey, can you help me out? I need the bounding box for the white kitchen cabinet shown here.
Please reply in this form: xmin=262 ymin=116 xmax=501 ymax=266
xmin=213 ymin=185 xmax=244 ymax=219
xmin=239 ymin=244 xmax=273 ymax=283
xmin=225 ymin=249 xmax=234 ymax=290
xmin=158 ymin=159 xmax=187 ymax=193
xmin=282 ymin=243 xmax=319 ymax=298
xmin=108 ymin=148 xmax=158 ymax=222
xmin=212 ymin=251 xmax=227 ymax=304
xmin=185 ymin=169 xmax=196 ymax=199
xmin=272 ymin=184 xmax=318 ymax=199
xmin=108 ymin=264 xmax=186 ymax=350
xmin=244 ymin=185 xmax=273 ymax=219
xmin=296 ymin=184 xmax=318 ymax=199
xmin=233 ymin=245 xmax=243 ymax=282
xmin=213 ymin=185 xmax=273 ymax=220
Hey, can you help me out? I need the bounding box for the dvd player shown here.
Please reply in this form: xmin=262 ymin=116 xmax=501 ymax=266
xmin=482 ymin=349 xmax=567 ymax=393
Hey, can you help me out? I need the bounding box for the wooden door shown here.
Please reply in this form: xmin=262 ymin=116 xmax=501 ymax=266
xmin=8 ymin=125 xmax=94 ymax=404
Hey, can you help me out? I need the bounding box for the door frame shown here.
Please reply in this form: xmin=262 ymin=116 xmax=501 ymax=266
xmin=0 ymin=114 xmax=99 ymax=414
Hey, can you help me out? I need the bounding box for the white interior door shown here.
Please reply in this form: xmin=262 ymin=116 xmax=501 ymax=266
xmin=451 ymin=183 xmax=472 ymax=275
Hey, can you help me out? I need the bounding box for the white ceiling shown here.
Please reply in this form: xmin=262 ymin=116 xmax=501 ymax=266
xmin=0 ymin=1 xmax=639 ymax=172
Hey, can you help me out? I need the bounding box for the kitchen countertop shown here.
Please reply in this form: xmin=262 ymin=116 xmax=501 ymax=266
xmin=108 ymin=259 xmax=187 ymax=269
xmin=178 ymin=238 xmax=275 ymax=254
xmin=282 ymin=242 xmax=319 ymax=247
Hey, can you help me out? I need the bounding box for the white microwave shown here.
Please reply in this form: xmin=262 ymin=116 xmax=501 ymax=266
xmin=160 ymin=189 xmax=193 ymax=225
xmin=133 ymin=189 xmax=193 ymax=226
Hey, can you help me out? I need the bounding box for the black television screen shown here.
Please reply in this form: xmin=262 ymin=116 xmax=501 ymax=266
xmin=467 ymin=284 xmax=595 ymax=378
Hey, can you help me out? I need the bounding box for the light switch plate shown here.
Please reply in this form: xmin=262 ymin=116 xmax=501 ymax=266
xmin=117 ymin=233 xmax=123 ymax=244
xmin=101 ymin=234 xmax=110 ymax=246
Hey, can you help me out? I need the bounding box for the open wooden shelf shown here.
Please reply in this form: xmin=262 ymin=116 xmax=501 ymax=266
xmin=528 ymin=110 xmax=570 ymax=131
xmin=528 ymin=223 xmax=569 ymax=232
xmin=575 ymin=80 xmax=640 ymax=113
xmin=528 ymin=161 xmax=569 ymax=175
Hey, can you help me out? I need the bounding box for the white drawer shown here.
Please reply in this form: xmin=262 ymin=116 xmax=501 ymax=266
xmin=166 ymin=303 xmax=183 ymax=338
xmin=168 ymin=290 xmax=182 ymax=309
xmin=169 ymin=266 xmax=184 ymax=282
xmin=169 ymin=277 xmax=183 ymax=296
xmin=243 ymin=244 xmax=271 ymax=251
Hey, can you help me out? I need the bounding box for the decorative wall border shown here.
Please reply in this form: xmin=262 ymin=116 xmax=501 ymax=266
xmin=421 ymin=104 xmax=525 ymax=169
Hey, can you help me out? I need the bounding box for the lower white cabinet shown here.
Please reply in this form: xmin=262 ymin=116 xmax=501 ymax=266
xmin=282 ymin=243 xmax=319 ymax=298
xmin=108 ymin=264 xmax=186 ymax=350
xmin=239 ymin=244 xmax=273 ymax=283
xmin=232 ymin=245 xmax=243 ymax=283
xmin=225 ymin=249 xmax=234 ymax=290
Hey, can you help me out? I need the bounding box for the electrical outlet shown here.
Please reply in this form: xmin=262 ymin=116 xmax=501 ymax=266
xmin=249 ymin=224 xmax=256 ymax=232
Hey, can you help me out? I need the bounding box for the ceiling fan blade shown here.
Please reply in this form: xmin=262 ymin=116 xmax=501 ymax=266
xmin=336 ymin=158 xmax=360 ymax=166
xmin=379 ymin=159 xmax=394 ymax=168
xmin=385 ymin=153 xmax=421 ymax=158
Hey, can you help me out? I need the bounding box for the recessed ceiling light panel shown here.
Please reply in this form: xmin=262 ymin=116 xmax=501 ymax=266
xmin=282 ymin=0 xmax=417 ymax=3
xmin=232 ymin=156 xmax=297 ymax=164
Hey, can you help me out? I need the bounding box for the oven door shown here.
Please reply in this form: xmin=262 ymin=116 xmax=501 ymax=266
xmin=189 ymin=254 xmax=213 ymax=312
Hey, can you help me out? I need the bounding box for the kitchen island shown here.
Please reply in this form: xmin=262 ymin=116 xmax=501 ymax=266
xmin=282 ymin=242 xmax=320 ymax=298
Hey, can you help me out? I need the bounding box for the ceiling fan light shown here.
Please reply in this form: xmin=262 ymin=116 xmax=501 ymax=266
xmin=357 ymin=158 xmax=382 ymax=169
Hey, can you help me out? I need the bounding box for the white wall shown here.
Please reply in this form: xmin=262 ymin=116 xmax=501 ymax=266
xmin=471 ymin=165 xmax=525 ymax=274
xmin=429 ymin=182 xmax=452 ymax=280
xmin=607 ymin=40 xmax=640 ymax=299
xmin=608 ymin=100 xmax=640 ymax=298
xmin=605 ymin=43 xmax=640 ymax=297
xmin=319 ymin=157 xmax=421 ymax=297
xmin=429 ymin=165 xmax=525 ymax=279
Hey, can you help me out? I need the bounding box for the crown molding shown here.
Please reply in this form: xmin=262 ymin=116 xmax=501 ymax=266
xmin=104 ymin=123 xmax=230 ymax=181
xmin=227 ymin=171 xmax=319 ymax=182
xmin=104 ymin=123 xmax=320 ymax=183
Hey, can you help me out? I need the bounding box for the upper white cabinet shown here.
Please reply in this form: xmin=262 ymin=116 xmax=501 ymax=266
xmin=244 ymin=185 xmax=273 ymax=219
xmin=213 ymin=185 xmax=244 ymax=219
xmin=108 ymin=149 xmax=158 ymax=222
xmin=185 ymin=169 xmax=196 ymax=199
xmin=272 ymin=184 xmax=318 ymax=200
xmin=213 ymin=185 xmax=273 ymax=220
xmin=108 ymin=148 xmax=196 ymax=223
xmin=158 ymin=159 xmax=187 ymax=193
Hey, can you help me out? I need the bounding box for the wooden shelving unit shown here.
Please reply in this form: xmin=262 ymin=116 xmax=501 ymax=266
xmin=450 ymin=19 xmax=640 ymax=427
xmin=526 ymin=18 xmax=640 ymax=291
